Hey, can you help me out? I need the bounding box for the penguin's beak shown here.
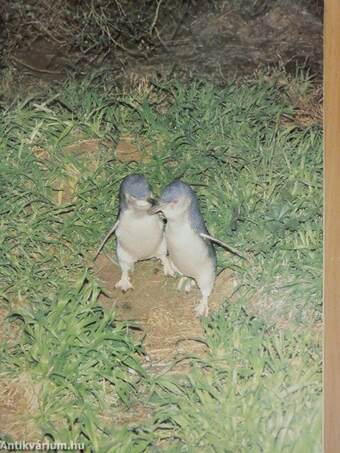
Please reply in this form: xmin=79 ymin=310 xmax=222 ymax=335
xmin=147 ymin=197 xmax=157 ymax=206
xmin=148 ymin=201 xmax=165 ymax=215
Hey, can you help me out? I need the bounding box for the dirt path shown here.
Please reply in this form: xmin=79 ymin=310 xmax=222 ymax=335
xmin=93 ymin=254 xmax=237 ymax=370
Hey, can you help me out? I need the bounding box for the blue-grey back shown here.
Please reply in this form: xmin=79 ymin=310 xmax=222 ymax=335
xmin=189 ymin=192 xmax=217 ymax=266
xmin=161 ymin=180 xmax=216 ymax=265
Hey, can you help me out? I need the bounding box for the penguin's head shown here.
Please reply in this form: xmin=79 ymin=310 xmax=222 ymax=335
xmin=119 ymin=174 xmax=155 ymax=212
xmin=149 ymin=180 xmax=197 ymax=220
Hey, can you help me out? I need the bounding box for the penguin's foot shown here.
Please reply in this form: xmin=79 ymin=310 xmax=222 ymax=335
xmin=177 ymin=276 xmax=187 ymax=291
xmin=177 ymin=277 xmax=195 ymax=292
xmin=184 ymin=279 xmax=196 ymax=293
xmin=115 ymin=276 xmax=133 ymax=292
xmin=161 ymin=256 xmax=176 ymax=277
xmin=194 ymin=300 xmax=209 ymax=318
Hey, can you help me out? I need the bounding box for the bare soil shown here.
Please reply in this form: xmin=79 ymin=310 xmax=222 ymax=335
xmin=93 ymin=254 xmax=237 ymax=370
xmin=0 ymin=374 xmax=41 ymax=444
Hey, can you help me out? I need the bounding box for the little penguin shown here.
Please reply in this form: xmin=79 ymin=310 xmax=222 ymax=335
xmin=149 ymin=180 xmax=216 ymax=317
xmin=94 ymin=174 xmax=174 ymax=292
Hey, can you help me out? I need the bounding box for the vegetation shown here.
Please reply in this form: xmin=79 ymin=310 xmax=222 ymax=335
xmin=0 ymin=71 xmax=322 ymax=451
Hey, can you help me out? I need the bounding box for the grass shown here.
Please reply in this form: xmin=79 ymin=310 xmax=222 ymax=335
xmin=0 ymin=71 xmax=322 ymax=451
xmin=152 ymin=304 xmax=321 ymax=452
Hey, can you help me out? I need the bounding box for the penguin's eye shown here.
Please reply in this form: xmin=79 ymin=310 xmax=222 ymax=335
xmin=126 ymin=194 xmax=137 ymax=203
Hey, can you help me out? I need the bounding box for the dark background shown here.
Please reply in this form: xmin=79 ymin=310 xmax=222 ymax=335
xmin=0 ymin=0 xmax=323 ymax=91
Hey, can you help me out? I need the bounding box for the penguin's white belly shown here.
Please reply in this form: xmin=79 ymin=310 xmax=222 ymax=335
xmin=116 ymin=211 xmax=163 ymax=260
xmin=166 ymin=223 xmax=212 ymax=279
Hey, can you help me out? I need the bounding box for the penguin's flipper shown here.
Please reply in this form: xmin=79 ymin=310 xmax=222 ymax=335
xmin=199 ymin=233 xmax=248 ymax=261
xmin=94 ymin=220 xmax=119 ymax=261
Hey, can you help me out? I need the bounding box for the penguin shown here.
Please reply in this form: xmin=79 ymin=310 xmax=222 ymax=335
xmin=149 ymin=180 xmax=216 ymax=317
xmin=94 ymin=174 xmax=174 ymax=291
